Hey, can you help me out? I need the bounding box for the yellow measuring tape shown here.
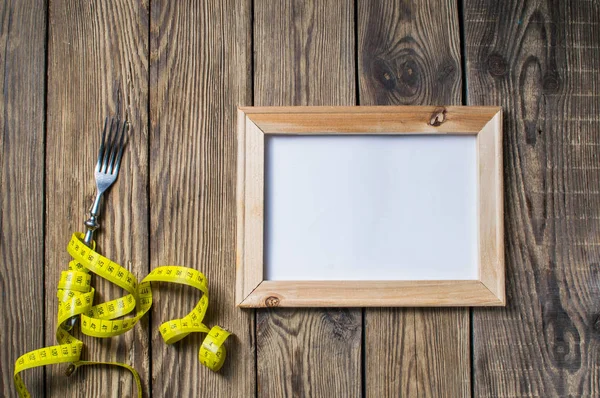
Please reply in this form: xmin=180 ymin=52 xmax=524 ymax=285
xmin=14 ymin=232 xmax=231 ymax=397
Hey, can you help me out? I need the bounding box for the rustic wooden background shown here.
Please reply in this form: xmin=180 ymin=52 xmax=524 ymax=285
xmin=1 ymin=0 xmax=599 ymax=396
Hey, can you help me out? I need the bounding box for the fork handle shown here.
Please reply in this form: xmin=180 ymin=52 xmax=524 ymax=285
xmin=64 ymin=194 xmax=103 ymax=331
xmin=84 ymin=193 xmax=103 ymax=246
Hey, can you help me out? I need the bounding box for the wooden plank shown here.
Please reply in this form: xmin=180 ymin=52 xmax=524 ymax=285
xmin=477 ymin=111 xmax=505 ymax=301
xmin=244 ymin=105 xmax=501 ymax=134
xmin=235 ymin=110 xmax=248 ymax=306
xmin=240 ymin=281 xmax=503 ymax=308
xmin=465 ymin=0 xmax=600 ymax=395
xmin=0 ymin=0 xmax=46 ymax=396
xmin=254 ymin=0 xmax=361 ymax=396
xmin=149 ymin=1 xmax=254 ymax=396
xmin=357 ymin=0 xmax=470 ymax=396
xmin=239 ymin=105 xmax=499 ymax=114
xmin=45 ymin=1 xmax=149 ymax=396
xmin=236 ymin=119 xmax=265 ymax=305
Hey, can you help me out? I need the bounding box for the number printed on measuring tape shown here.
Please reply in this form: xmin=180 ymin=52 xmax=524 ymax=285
xmin=14 ymin=232 xmax=231 ymax=398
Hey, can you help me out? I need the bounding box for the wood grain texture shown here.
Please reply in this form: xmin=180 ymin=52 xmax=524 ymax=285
xmin=478 ymin=111 xmax=505 ymax=302
xmin=3 ymin=1 xmax=599 ymax=396
xmin=149 ymin=0 xmax=254 ymax=396
xmin=235 ymin=110 xmax=248 ymax=306
xmin=241 ymin=281 xmax=503 ymax=308
xmin=254 ymin=0 xmax=356 ymax=107
xmin=236 ymin=119 xmax=265 ymax=305
xmin=254 ymin=0 xmax=361 ymax=396
xmin=245 ymin=105 xmax=501 ymax=134
xmin=358 ymin=0 xmax=470 ymax=396
xmin=45 ymin=0 xmax=149 ymax=396
xmin=0 ymin=0 xmax=46 ymax=396
xmin=257 ymin=308 xmax=361 ymax=397
xmin=240 ymin=105 xmax=497 ymax=114
xmin=358 ymin=0 xmax=462 ymax=106
xmin=465 ymin=0 xmax=600 ymax=396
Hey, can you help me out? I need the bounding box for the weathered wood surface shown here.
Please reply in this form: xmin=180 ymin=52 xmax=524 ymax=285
xmin=465 ymin=0 xmax=600 ymax=396
xmin=149 ymin=0 xmax=254 ymax=396
xmin=2 ymin=0 xmax=599 ymax=396
xmin=358 ymin=0 xmax=470 ymax=396
xmin=0 ymin=0 xmax=46 ymax=396
xmin=45 ymin=0 xmax=150 ymax=396
xmin=254 ymin=0 xmax=362 ymax=396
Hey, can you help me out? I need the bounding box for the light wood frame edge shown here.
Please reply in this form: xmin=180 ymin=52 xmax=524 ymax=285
xmin=236 ymin=106 xmax=505 ymax=308
xmin=236 ymin=110 xmax=265 ymax=305
xmin=477 ymin=111 xmax=505 ymax=305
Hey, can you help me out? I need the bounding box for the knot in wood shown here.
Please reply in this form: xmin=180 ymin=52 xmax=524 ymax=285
xmin=373 ymin=58 xmax=397 ymax=90
xmin=552 ymin=340 xmax=570 ymax=358
xmin=486 ymin=53 xmax=508 ymax=77
xmin=264 ymin=296 xmax=280 ymax=307
xmin=429 ymin=107 xmax=447 ymax=126
xmin=64 ymin=364 xmax=77 ymax=376
xmin=400 ymin=59 xmax=419 ymax=86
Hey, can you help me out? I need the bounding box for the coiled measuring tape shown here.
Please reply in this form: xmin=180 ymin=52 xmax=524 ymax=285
xmin=14 ymin=232 xmax=231 ymax=397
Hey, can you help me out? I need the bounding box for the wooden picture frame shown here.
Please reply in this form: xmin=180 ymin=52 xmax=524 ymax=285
xmin=236 ymin=106 xmax=504 ymax=308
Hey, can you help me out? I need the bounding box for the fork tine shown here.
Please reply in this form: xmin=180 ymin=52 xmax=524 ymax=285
xmin=96 ymin=117 xmax=109 ymax=172
xmin=106 ymin=119 xmax=118 ymax=173
xmin=101 ymin=118 xmax=117 ymax=173
xmin=108 ymin=120 xmax=126 ymax=174
xmin=112 ymin=121 xmax=128 ymax=175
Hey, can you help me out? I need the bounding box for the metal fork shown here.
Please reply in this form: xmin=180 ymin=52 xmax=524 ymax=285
xmin=65 ymin=117 xmax=129 ymax=330
xmin=83 ymin=117 xmax=129 ymax=246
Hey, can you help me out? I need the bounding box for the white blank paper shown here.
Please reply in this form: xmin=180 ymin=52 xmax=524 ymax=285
xmin=264 ymin=135 xmax=478 ymax=281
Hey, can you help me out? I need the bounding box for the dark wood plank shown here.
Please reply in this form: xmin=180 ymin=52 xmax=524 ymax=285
xmin=0 ymin=0 xmax=46 ymax=396
xmin=149 ymin=1 xmax=254 ymax=396
xmin=254 ymin=1 xmax=362 ymax=396
xmin=358 ymin=0 xmax=470 ymax=396
xmin=45 ymin=1 xmax=149 ymax=395
xmin=364 ymin=309 xmax=418 ymax=396
xmin=256 ymin=309 xmax=362 ymax=396
xmin=465 ymin=0 xmax=600 ymax=396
